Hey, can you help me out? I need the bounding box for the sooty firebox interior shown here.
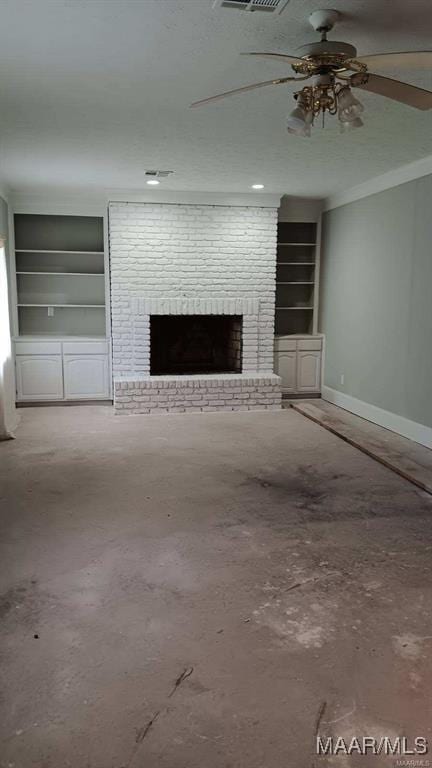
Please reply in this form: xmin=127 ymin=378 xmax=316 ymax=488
xmin=150 ymin=315 xmax=242 ymax=375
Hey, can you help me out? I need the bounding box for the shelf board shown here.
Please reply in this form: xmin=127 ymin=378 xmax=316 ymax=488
xmin=277 ymin=281 xmax=315 ymax=285
xmin=276 ymin=306 xmax=314 ymax=310
xmin=15 ymin=249 xmax=104 ymax=255
xmin=277 ymin=242 xmax=316 ymax=246
xmin=18 ymin=303 xmax=105 ymax=308
xmin=15 ymin=335 xmax=107 ymax=340
xmin=275 ymin=334 xmax=320 ymax=338
xmin=16 ymin=271 xmax=104 ymax=276
xmin=277 ymin=262 xmax=315 ymax=266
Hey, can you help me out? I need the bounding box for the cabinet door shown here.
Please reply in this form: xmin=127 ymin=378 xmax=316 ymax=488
xmin=274 ymin=350 xmax=297 ymax=393
xmin=16 ymin=355 xmax=63 ymax=400
xmin=296 ymin=351 xmax=321 ymax=392
xmin=63 ymin=355 xmax=109 ymax=399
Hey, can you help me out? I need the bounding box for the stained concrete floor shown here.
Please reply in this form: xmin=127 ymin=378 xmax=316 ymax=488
xmin=1 ymin=405 xmax=432 ymax=768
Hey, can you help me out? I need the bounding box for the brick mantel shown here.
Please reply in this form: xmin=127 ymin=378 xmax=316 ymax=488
xmin=131 ymin=297 xmax=260 ymax=316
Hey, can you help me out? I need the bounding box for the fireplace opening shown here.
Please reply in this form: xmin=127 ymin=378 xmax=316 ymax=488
xmin=150 ymin=315 xmax=242 ymax=375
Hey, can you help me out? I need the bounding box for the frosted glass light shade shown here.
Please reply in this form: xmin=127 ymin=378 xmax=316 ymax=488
xmin=286 ymin=106 xmax=312 ymax=137
xmin=338 ymin=86 xmax=364 ymax=122
xmin=339 ymin=116 xmax=364 ymax=132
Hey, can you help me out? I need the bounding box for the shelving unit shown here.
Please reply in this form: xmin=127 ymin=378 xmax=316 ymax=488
xmin=274 ymin=219 xmax=322 ymax=395
xmin=14 ymin=215 xmax=106 ymax=337
xmin=275 ymin=222 xmax=317 ymax=336
xmin=12 ymin=214 xmax=111 ymax=401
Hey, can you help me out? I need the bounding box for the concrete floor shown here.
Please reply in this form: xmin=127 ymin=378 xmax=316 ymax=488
xmin=1 ymin=406 xmax=432 ymax=768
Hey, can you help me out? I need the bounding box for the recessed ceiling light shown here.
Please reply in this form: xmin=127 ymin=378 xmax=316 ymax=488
xmin=146 ymin=179 xmax=160 ymax=186
xmin=252 ymin=184 xmax=264 ymax=189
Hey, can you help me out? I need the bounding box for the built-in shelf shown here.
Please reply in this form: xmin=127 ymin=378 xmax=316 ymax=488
xmin=276 ymin=221 xmax=318 ymax=335
xmin=15 ymin=249 xmax=104 ymax=255
xmin=15 ymin=335 xmax=107 ymax=341
xmin=18 ymin=334 xmax=107 ymax=338
xmin=18 ymin=303 xmax=105 ymax=308
xmin=14 ymin=213 xmax=107 ymax=338
xmin=16 ymin=271 xmax=104 ymax=276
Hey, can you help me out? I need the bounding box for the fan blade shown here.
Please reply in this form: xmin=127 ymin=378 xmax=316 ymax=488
xmin=351 ymin=72 xmax=432 ymax=110
xmin=241 ymin=51 xmax=306 ymax=66
xmin=357 ymin=51 xmax=432 ymax=69
xmin=190 ymin=76 xmax=301 ymax=107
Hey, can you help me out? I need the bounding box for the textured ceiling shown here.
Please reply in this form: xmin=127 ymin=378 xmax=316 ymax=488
xmin=0 ymin=0 xmax=431 ymax=198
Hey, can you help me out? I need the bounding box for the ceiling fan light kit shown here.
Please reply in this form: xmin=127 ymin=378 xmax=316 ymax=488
xmin=191 ymin=8 xmax=432 ymax=136
xmin=286 ymin=75 xmax=365 ymax=137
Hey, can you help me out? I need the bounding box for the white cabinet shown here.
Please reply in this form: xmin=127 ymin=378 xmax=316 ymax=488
xmin=64 ymin=355 xmax=109 ymax=399
xmin=16 ymin=355 xmax=64 ymax=400
xmin=297 ymin=351 xmax=321 ymax=392
xmin=274 ymin=336 xmax=322 ymax=395
xmin=15 ymin=338 xmax=111 ymax=402
xmin=276 ymin=351 xmax=297 ymax=393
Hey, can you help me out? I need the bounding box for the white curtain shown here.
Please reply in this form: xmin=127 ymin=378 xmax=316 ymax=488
xmin=0 ymin=236 xmax=16 ymax=439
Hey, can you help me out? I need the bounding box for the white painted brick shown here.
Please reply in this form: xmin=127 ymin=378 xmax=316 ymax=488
xmin=109 ymin=203 xmax=282 ymax=413
xmin=114 ymin=373 xmax=281 ymax=415
xmin=109 ymin=202 xmax=277 ymax=377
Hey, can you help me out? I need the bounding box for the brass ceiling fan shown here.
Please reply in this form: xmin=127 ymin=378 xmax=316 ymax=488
xmin=190 ymin=8 xmax=432 ymax=135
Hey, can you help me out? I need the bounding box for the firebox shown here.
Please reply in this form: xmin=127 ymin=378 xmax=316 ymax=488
xmin=150 ymin=315 xmax=242 ymax=375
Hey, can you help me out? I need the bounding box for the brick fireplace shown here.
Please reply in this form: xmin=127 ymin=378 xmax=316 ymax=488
xmin=109 ymin=202 xmax=281 ymax=414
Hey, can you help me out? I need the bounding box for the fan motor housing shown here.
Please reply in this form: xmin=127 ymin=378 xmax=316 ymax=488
xmin=293 ymin=40 xmax=358 ymax=74
xmin=296 ymin=40 xmax=357 ymax=60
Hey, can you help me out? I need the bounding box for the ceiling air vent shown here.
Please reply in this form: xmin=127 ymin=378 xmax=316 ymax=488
xmin=144 ymin=170 xmax=174 ymax=178
xmin=214 ymin=0 xmax=290 ymax=13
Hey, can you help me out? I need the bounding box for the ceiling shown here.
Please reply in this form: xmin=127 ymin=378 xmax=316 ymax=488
xmin=0 ymin=0 xmax=431 ymax=199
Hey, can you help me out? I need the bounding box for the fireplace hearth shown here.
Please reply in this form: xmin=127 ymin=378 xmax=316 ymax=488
xmin=150 ymin=315 xmax=242 ymax=375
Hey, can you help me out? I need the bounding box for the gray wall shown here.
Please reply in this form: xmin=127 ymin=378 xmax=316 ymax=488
xmin=319 ymin=174 xmax=432 ymax=429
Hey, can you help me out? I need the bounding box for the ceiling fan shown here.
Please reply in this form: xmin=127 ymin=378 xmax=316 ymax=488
xmin=190 ymin=8 xmax=432 ymax=135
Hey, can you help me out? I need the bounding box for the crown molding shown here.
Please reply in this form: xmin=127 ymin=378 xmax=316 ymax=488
xmin=324 ymin=154 xmax=432 ymax=211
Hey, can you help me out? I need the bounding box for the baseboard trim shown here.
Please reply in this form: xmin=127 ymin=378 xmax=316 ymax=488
xmin=321 ymin=386 xmax=432 ymax=450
